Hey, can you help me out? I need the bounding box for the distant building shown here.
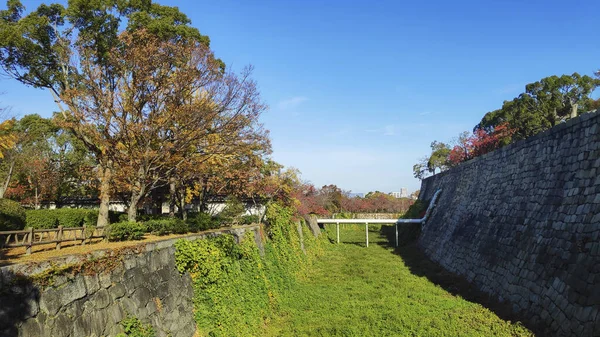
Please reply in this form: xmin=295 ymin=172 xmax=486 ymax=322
xmin=400 ymin=188 xmax=408 ymax=198
xmin=390 ymin=188 xmax=408 ymax=198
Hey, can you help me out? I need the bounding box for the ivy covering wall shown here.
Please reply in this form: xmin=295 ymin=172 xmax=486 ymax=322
xmin=174 ymin=203 xmax=324 ymax=336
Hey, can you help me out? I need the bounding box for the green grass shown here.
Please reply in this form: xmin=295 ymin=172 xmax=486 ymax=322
xmin=262 ymin=224 xmax=533 ymax=337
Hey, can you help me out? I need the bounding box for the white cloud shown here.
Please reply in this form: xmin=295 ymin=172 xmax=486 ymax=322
xmin=365 ymin=124 xmax=398 ymax=136
xmin=383 ymin=125 xmax=396 ymax=136
xmin=418 ymin=111 xmax=432 ymax=116
xmin=277 ymin=96 xmax=308 ymax=110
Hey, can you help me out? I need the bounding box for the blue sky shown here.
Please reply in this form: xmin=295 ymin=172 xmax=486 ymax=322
xmin=1 ymin=0 xmax=599 ymax=193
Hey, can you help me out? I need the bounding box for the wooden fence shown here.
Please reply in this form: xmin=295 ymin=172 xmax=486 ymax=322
xmin=0 ymin=226 xmax=107 ymax=255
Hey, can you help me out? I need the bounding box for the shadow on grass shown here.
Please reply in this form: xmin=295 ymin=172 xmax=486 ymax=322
xmin=377 ymin=225 xmax=539 ymax=335
xmin=0 ymin=269 xmax=39 ymax=336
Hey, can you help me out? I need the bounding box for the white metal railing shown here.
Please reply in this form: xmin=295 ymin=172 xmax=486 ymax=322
xmin=316 ymin=189 xmax=442 ymax=247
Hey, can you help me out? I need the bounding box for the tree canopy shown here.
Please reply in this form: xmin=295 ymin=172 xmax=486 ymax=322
xmin=415 ymin=70 xmax=600 ymax=179
xmin=476 ymin=73 xmax=600 ymax=140
xmin=0 ymin=0 xmax=267 ymax=224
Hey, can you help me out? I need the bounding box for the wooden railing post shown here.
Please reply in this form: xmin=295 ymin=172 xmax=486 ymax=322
xmin=56 ymin=225 xmax=63 ymax=250
xmin=26 ymin=227 xmax=33 ymax=255
xmin=81 ymin=225 xmax=86 ymax=246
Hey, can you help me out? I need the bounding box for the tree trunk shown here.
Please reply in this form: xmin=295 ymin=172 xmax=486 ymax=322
xmin=549 ymin=108 xmax=558 ymax=126
xmin=169 ymin=176 xmax=176 ymax=217
xmin=128 ymin=190 xmax=142 ymax=222
xmin=179 ymin=195 xmax=187 ymax=221
xmin=97 ymin=163 xmax=112 ymax=227
xmin=570 ymin=103 xmax=579 ymax=119
xmin=199 ymin=176 xmax=209 ymax=212
xmin=0 ymin=160 xmax=14 ymax=199
xmin=128 ymin=168 xmax=148 ymax=222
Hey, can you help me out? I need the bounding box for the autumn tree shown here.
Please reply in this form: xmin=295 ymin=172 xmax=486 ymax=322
xmin=0 ymin=0 xmax=212 ymax=225
xmin=448 ymin=123 xmax=514 ymax=165
xmin=0 ymin=114 xmax=98 ymax=206
xmin=5 ymin=115 xmax=58 ymax=206
xmin=169 ymin=133 xmax=271 ymax=220
xmin=0 ymin=117 xmax=15 ymax=198
xmin=245 ymin=160 xmax=298 ymax=212
xmin=293 ymin=183 xmax=329 ymax=217
xmin=61 ymin=30 xmax=267 ymax=221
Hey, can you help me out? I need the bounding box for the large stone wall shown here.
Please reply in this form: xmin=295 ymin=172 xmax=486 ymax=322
xmin=418 ymin=110 xmax=600 ymax=336
xmin=0 ymin=225 xmax=262 ymax=337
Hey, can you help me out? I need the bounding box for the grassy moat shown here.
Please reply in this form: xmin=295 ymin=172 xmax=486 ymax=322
xmin=261 ymin=225 xmax=533 ymax=337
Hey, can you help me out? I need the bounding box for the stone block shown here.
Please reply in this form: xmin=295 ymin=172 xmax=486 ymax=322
xmin=48 ymin=314 xmax=74 ymax=337
xmin=98 ymin=271 xmax=112 ymax=289
xmin=123 ymin=255 xmax=137 ymax=270
xmin=108 ymin=283 xmax=127 ymax=301
xmin=105 ymin=302 xmax=125 ymax=328
xmin=38 ymin=288 xmax=62 ymax=317
xmin=93 ymin=288 xmax=112 ymax=310
xmin=18 ymin=318 xmax=42 ymax=337
xmin=131 ymin=287 xmax=152 ymax=310
xmin=83 ymin=274 xmax=100 ymax=294
xmin=118 ymin=297 xmax=137 ymax=315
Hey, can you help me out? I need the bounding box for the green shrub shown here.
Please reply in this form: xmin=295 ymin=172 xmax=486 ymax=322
xmin=219 ymin=196 xmax=246 ymax=224
xmin=83 ymin=210 xmax=99 ymax=226
xmin=145 ymin=218 xmax=189 ymax=236
xmin=108 ymin=211 xmax=125 ymax=224
xmin=0 ymin=199 xmax=26 ymax=231
xmin=55 ymin=208 xmax=97 ymax=227
xmin=172 ymin=219 xmax=189 ymax=234
xmin=240 ymin=214 xmax=260 ymax=225
xmin=211 ymin=214 xmax=229 ymax=227
xmin=26 ymin=209 xmax=59 ymax=229
xmin=144 ymin=219 xmax=165 ymax=234
xmin=186 ymin=212 xmax=220 ymax=232
xmin=137 ymin=213 xmax=168 ymax=222
xmin=26 ymin=208 xmax=98 ymax=229
xmin=108 ymin=221 xmax=146 ymax=241
xmin=116 ymin=315 xmax=155 ymax=337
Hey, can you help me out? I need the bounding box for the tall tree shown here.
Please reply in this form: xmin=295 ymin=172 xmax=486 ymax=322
xmin=0 ymin=0 xmax=213 ymax=226
xmin=0 ymin=117 xmax=15 ymax=198
xmin=477 ymin=72 xmax=599 ymax=140
xmin=427 ymin=141 xmax=451 ymax=174
xmin=62 ymin=30 xmax=267 ymax=221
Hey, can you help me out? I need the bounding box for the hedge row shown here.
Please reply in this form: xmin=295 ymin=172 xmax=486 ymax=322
xmin=107 ymin=213 xmax=217 ymax=242
xmin=106 ymin=213 xmax=260 ymax=242
xmin=25 ymin=209 xmax=98 ymax=229
xmin=0 ymin=199 xmax=26 ymax=231
xmin=0 ymin=201 xmax=262 ymax=240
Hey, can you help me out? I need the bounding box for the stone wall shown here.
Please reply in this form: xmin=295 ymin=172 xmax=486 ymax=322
xmin=0 ymin=225 xmax=262 ymax=337
xmin=418 ymin=110 xmax=600 ymax=336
